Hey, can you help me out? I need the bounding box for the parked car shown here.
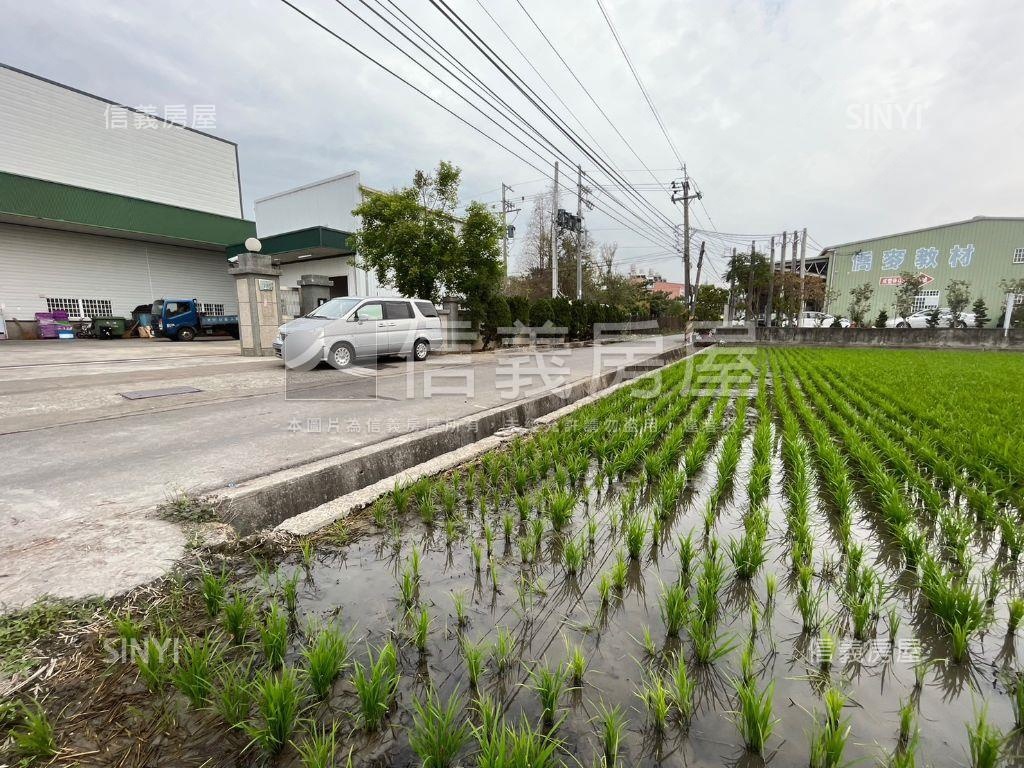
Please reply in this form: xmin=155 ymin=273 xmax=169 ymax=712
xmin=273 ymin=296 xmax=443 ymax=369
xmin=797 ymin=311 xmax=850 ymax=328
xmin=886 ymin=308 xmax=975 ymax=329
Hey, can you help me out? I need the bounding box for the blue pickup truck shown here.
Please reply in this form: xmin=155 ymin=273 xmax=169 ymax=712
xmin=151 ymin=298 xmax=240 ymax=341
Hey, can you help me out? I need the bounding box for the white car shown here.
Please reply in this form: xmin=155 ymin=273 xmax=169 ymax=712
xmin=273 ymin=296 xmax=444 ymax=370
xmin=886 ymin=308 xmax=975 ymax=329
xmin=798 ymin=311 xmax=850 ymax=328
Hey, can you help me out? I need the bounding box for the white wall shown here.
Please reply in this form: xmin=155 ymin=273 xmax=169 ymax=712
xmin=0 ymin=66 xmax=242 ymax=218
xmin=0 ymin=223 xmax=238 ymax=320
xmin=278 ymin=255 xmax=400 ymax=298
xmin=254 ymin=172 xmax=362 ymax=237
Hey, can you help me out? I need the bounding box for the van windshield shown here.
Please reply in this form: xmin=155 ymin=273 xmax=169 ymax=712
xmin=307 ymin=298 xmax=361 ymax=320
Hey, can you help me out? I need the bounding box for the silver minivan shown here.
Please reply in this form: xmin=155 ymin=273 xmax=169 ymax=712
xmin=273 ymin=297 xmax=443 ymax=369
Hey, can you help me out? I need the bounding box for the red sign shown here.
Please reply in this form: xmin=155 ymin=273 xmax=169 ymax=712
xmin=879 ymin=272 xmax=934 ymax=287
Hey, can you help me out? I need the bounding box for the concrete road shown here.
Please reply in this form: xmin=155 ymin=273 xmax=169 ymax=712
xmin=0 ymin=336 xmax=684 ymax=610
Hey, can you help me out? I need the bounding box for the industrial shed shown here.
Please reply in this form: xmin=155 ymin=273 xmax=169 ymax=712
xmin=0 ymin=64 xmax=254 ymax=338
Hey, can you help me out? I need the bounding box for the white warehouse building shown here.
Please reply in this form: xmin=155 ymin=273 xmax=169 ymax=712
xmin=227 ymin=171 xmax=401 ymax=320
xmin=0 ymin=64 xmax=256 ymax=338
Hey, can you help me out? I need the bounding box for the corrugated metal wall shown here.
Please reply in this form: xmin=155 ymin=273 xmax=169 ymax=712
xmin=826 ymin=218 xmax=1024 ymax=325
xmin=0 ymin=66 xmax=242 ymax=218
xmin=0 ymin=223 xmax=238 ymax=320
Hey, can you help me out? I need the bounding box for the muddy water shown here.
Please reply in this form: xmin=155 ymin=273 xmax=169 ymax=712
xmin=281 ymin=420 xmax=1021 ymax=767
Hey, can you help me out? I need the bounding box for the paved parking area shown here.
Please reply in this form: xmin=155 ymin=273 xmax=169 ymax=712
xmin=0 ymin=335 xmax=686 ymax=610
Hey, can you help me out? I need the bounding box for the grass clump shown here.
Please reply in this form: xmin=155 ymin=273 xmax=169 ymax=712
xmin=409 ymin=689 xmax=472 ymax=768
xmin=10 ymin=700 xmax=58 ymax=762
xmin=594 ymin=702 xmax=628 ymax=767
xmin=172 ymin=634 xmax=223 ymax=707
xmin=732 ymin=678 xmax=777 ymax=755
xmin=222 ymin=591 xmax=253 ymax=644
xmin=260 ymin=603 xmax=289 ymax=670
xmin=530 ymin=662 xmax=567 ymax=727
xmin=636 ymin=673 xmax=671 ymax=733
xmin=625 ymin=515 xmax=647 ymax=560
xmin=809 ymin=687 xmax=850 ymax=768
xmin=301 ymin=621 xmax=352 ymax=699
xmin=293 ymin=721 xmax=338 ymax=768
xmin=213 ymin=659 xmax=254 ymax=729
xmin=659 ymin=581 xmax=690 ymax=636
xmin=247 ymin=666 xmax=303 ymax=755
xmin=352 ymin=642 xmax=400 ymax=731
xmin=966 ymin=705 xmax=1004 ymax=768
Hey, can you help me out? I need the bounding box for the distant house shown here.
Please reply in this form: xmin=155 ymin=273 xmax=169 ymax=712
xmin=650 ymin=281 xmax=686 ymax=299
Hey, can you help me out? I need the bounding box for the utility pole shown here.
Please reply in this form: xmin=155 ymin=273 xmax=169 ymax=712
xmin=798 ymin=227 xmax=807 ymax=317
xmin=551 ymin=161 xmax=559 ymax=298
xmin=671 ymin=167 xmax=702 ymax=312
xmin=576 ymin=164 xmax=583 ymax=300
xmin=746 ymin=240 xmax=756 ymax=322
xmin=693 ymin=240 xmax=706 ymax=304
xmin=790 ymin=230 xmax=798 ymax=324
xmin=766 ymin=235 xmax=776 ymax=327
xmin=728 ymin=246 xmax=737 ymax=322
xmin=501 ymin=183 xmax=510 ymax=286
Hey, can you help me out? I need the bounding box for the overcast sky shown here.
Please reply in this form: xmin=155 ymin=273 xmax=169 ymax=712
xmin=4 ymin=0 xmax=1022 ymax=284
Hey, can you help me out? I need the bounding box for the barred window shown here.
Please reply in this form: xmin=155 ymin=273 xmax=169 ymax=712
xmin=200 ymin=302 xmax=225 ymax=316
xmin=911 ymin=290 xmax=940 ymax=313
xmin=81 ymin=299 xmax=113 ymax=317
xmin=1013 ymin=248 xmax=1024 ymax=264
xmin=45 ymin=297 xmax=81 ymax=316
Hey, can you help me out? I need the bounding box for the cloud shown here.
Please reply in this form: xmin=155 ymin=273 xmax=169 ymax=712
xmin=2 ymin=0 xmax=1021 ymax=283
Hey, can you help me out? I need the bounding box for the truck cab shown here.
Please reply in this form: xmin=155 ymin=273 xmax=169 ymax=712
xmin=151 ymin=298 xmax=240 ymax=341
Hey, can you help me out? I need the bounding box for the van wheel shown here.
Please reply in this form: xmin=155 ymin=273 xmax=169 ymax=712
xmin=896 ymin=321 xmax=910 ymax=329
xmin=329 ymin=342 xmax=354 ymax=369
xmin=177 ymin=326 xmax=196 ymax=342
xmin=413 ymin=339 xmax=430 ymax=361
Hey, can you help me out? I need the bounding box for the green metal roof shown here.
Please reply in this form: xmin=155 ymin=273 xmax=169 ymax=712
xmin=0 ymin=171 xmax=255 ymax=250
xmin=227 ymin=226 xmax=356 ymax=260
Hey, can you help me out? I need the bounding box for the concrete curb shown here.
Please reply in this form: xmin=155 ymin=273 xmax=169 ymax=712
xmin=219 ymin=341 xmax=693 ymax=536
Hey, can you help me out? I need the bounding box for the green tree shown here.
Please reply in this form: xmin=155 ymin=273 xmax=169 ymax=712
xmin=847 ymin=283 xmax=874 ymax=326
xmin=971 ymin=297 xmax=989 ymax=328
xmin=874 ymin=309 xmax=889 ymax=328
xmin=945 ymin=279 xmax=972 ymax=327
xmin=893 ymin=272 xmax=927 ymax=320
xmin=480 ymin=295 xmax=512 ymax=350
xmin=694 ymin=285 xmax=729 ymax=321
xmin=350 ymin=161 xmax=502 ymax=316
xmin=926 ymin=308 xmax=941 ymax=328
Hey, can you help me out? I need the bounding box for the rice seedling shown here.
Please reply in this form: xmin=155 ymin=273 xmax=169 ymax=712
xmin=733 ymin=678 xmax=776 ymax=755
xmin=489 ymin=716 xmax=565 ymax=768
xmin=409 ymin=688 xmax=473 ymax=768
xmin=515 ymin=493 xmax=531 ymax=522
xmin=659 ymin=581 xmax=690 ymax=636
xmin=484 ymin=523 xmax=495 ymax=556
xmin=503 ymin=512 xmax=515 ymax=542
xmin=898 ymin=697 xmax=917 ymax=749
xmin=463 ymin=639 xmax=488 ymax=688
xmin=729 ymin=527 xmax=768 ymax=580
xmin=625 ymin=514 xmax=646 ymax=560
xmin=563 ymin=536 xmax=585 ymax=575
xmin=247 ymin=666 xmax=303 ymax=755
xmin=598 ymin=572 xmax=612 ymax=607
xmin=470 ymin=540 xmax=484 ymax=574
xmin=494 ymin=626 xmax=516 ymax=671
xmin=966 ymin=705 xmax=1004 ymax=768
xmin=587 ymin=516 xmax=598 ymax=545
xmin=172 ymin=634 xmax=223 ymax=707
xmin=281 ymin=571 xmax=301 ymax=617
xmin=410 ymin=545 xmax=423 ymax=582
xmin=392 ymin=480 xmax=413 ymax=515
xmin=548 ymin=489 xmax=577 ymax=530
xmin=488 ymin=557 xmax=501 ymax=593
xmin=135 ymin=633 xmax=172 ymax=691
xmin=412 ymin=607 xmax=431 ymax=653
xmin=416 ymin=483 xmax=436 ymax=525
xmin=594 ymin=702 xmax=628 ymax=767
xmin=809 ymin=689 xmax=851 ymax=768
xmin=636 ymin=673 xmax=671 ymax=732
xmin=294 ymin=721 xmax=338 ymax=768
xmin=261 ymin=603 xmax=289 ymax=670
xmin=301 ymin=621 xmax=351 ymax=699
xmin=563 ymin=637 xmax=587 ymax=685
xmin=671 ymin=653 xmax=695 ymax=720
xmin=452 ymin=589 xmax=469 ymax=628
xmin=213 ymin=659 xmax=254 ymax=728
xmin=610 ymin=551 xmax=629 ymax=591
xmin=765 ymin=573 xmax=777 ymax=607
xmin=298 ymin=538 xmax=315 ymax=570
xmin=797 ymin=588 xmax=823 ymax=633
xmin=10 ymin=701 xmax=57 ymax=761
xmin=223 ymin=591 xmax=253 ymax=645
xmin=372 ymin=496 xmax=391 ymax=528
xmin=440 ymin=485 xmax=458 ymax=518
xmin=677 ymin=531 xmax=697 ymax=582
xmin=740 ymin=638 xmax=756 ymax=684
xmin=530 ymin=662 xmax=567 ymax=727
xmin=532 ymin=516 xmax=546 ymax=549
xmin=951 ymin=621 xmax=972 ymax=663
xmin=1009 ymin=598 xmax=1024 ymax=633
xmin=201 ymin=566 xmax=229 ymax=618
xmin=399 ymin=566 xmax=418 ymax=608
xmin=651 ymin=516 xmax=663 ymax=547
xmin=352 ymin=642 xmax=400 ymax=731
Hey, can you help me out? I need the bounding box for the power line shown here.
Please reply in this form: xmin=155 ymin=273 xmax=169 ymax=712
xmin=593 ymin=0 xmax=684 ymax=168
